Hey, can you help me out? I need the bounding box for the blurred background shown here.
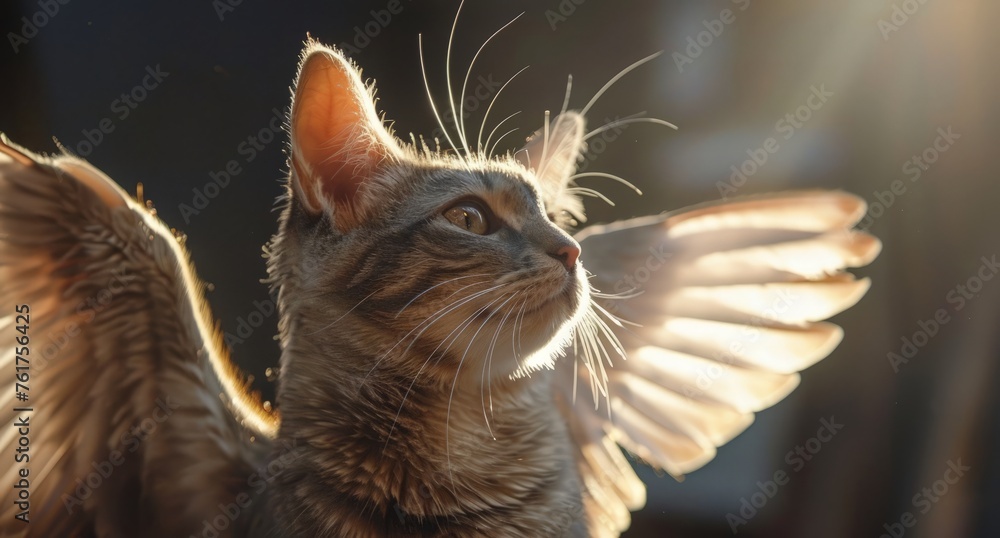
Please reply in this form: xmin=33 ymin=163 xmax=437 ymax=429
xmin=2 ymin=0 xmax=998 ymax=536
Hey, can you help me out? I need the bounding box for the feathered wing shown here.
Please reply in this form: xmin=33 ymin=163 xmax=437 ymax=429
xmin=555 ymin=191 xmax=880 ymax=536
xmin=0 ymin=136 xmax=275 ymax=537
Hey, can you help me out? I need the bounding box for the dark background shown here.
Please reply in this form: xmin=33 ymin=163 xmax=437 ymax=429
xmin=3 ymin=0 xmax=998 ymax=536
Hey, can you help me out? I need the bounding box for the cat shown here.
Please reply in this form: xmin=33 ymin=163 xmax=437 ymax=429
xmin=0 ymin=35 xmax=879 ymax=538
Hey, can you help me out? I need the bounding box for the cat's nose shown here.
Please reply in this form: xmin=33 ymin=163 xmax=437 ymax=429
xmin=549 ymin=241 xmax=581 ymax=272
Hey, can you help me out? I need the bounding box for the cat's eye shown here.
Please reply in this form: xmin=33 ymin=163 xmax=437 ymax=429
xmin=444 ymin=203 xmax=491 ymax=235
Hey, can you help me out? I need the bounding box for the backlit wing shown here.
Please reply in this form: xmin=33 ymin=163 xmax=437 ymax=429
xmin=556 ymin=191 xmax=880 ymax=536
xmin=0 ymin=136 xmax=275 ymax=537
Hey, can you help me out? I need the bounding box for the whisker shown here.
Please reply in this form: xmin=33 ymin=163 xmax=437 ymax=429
xmin=587 ymin=310 xmax=627 ymax=417
xmin=445 ymin=0 xmax=471 ymax=155
xmin=538 ymin=109 xmax=551 ymax=172
xmin=480 ymin=291 xmax=522 ymax=438
xmin=394 ymin=273 xmax=492 ymax=318
xmin=572 ymin=352 xmax=579 ymax=405
xmin=578 ymin=310 xmax=610 ymax=402
xmin=577 ymin=321 xmax=598 ymax=402
xmin=569 ymin=292 xmax=636 ymax=417
xmin=382 ymin=286 xmax=503 ymax=448
xmin=305 ymin=287 xmax=381 ymax=335
xmin=559 ymin=74 xmax=574 ymax=117
xmin=591 ymin=296 xmax=641 ymax=328
xmin=477 ymin=67 xmax=529 ymax=153
xmin=566 ymin=187 xmax=616 ymax=206
xmin=580 ymin=51 xmax=663 ymax=116
xmin=580 ymin=110 xmax=645 ymax=139
xmin=458 ymin=12 xmax=524 ymax=154
xmin=512 ymin=290 xmax=532 ymax=365
xmin=455 ymin=291 xmax=515 ymax=439
xmin=498 ymin=289 xmax=530 ymax=386
xmin=589 ymin=308 xmax=627 ymax=363
xmin=571 ymin=319 xmax=592 ymax=401
xmin=482 ymin=110 xmax=522 ymax=158
xmin=446 ymin=292 xmax=514 ymax=493
xmin=383 ymin=290 xmax=507 ymax=454
xmin=419 ymin=34 xmax=462 ymax=159
xmin=488 ymin=127 xmax=520 ymax=158
xmin=432 ymin=289 xmax=511 ymax=363
xmin=361 ymin=282 xmax=501 ymax=386
xmin=394 ymin=283 xmax=505 ymax=366
xmin=569 ymin=172 xmax=643 ymax=196
xmin=584 ymin=117 xmax=678 ymax=140
xmin=591 ymin=289 xmax=642 ymax=301
xmin=534 ymin=108 xmax=587 ymax=181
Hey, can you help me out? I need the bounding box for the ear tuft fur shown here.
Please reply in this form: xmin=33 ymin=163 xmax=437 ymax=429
xmin=516 ymin=112 xmax=588 ymax=225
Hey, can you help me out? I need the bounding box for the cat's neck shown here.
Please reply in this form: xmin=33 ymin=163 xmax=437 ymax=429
xmin=269 ymin=341 xmax=584 ymax=537
xmin=265 ymin=207 xmax=585 ymax=535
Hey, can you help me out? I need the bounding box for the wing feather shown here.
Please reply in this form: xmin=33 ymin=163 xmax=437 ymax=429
xmin=0 ymin=136 xmax=275 ymax=537
xmin=558 ymin=191 xmax=880 ymax=536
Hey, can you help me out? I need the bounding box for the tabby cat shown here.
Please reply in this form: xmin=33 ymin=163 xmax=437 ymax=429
xmin=0 ymin=38 xmax=879 ymax=537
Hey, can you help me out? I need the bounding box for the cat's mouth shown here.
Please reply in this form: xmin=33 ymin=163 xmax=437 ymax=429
xmin=521 ymin=271 xmax=584 ymax=317
xmin=471 ymin=272 xmax=580 ymax=323
xmin=471 ymin=283 xmax=574 ymax=322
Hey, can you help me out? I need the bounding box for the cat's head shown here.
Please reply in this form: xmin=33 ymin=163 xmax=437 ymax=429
xmin=275 ymin=41 xmax=592 ymax=385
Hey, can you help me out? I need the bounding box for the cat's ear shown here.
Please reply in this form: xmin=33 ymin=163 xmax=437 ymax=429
xmin=289 ymin=41 xmax=401 ymax=229
xmin=516 ymin=112 xmax=587 ymax=224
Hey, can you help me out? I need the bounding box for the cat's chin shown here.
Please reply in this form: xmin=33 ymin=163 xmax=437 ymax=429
xmin=499 ymin=272 xmax=590 ymax=379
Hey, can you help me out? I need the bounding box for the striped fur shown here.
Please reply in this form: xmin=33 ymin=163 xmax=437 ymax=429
xmin=265 ymin=159 xmax=593 ymax=536
xmin=0 ymin=38 xmax=879 ymax=538
xmin=0 ymin=136 xmax=274 ymax=537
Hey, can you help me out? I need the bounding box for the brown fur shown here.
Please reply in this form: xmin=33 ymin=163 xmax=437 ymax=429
xmin=265 ymin=170 xmax=588 ymax=535
xmin=0 ymin=36 xmax=881 ymax=538
xmin=254 ymin=42 xmax=595 ymax=537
